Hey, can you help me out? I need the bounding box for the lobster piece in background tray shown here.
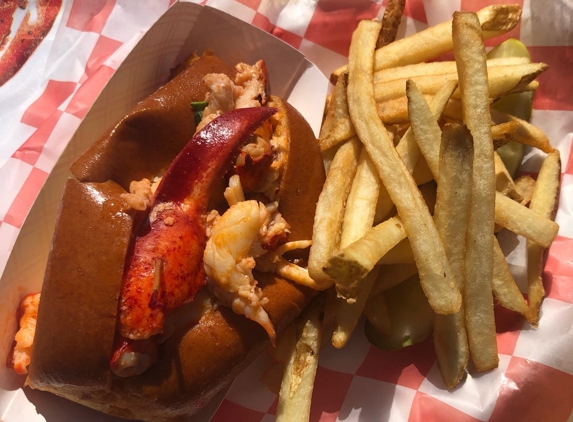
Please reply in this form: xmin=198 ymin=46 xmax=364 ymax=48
xmin=7 ymin=48 xmax=325 ymax=422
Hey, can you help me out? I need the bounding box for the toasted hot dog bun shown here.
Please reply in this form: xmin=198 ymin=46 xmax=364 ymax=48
xmin=26 ymin=53 xmax=325 ymax=421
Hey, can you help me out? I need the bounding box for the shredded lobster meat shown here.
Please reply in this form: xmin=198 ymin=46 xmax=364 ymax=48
xmin=10 ymin=292 xmax=40 ymax=375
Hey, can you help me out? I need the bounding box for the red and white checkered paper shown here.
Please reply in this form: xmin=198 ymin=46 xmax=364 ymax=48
xmin=1 ymin=0 xmax=572 ymax=421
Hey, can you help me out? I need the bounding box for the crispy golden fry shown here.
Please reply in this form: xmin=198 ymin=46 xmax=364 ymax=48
xmin=453 ymin=11 xmax=498 ymax=371
xmin=328 ymin=181 xmax=435 ymax=295
xmin=374 ymin=164 xmax=435 ymax=224
xmin=377 ymin=0 xmax=406 ymax=48
xmin=403 ymin=84 xmax=550 ymax=248
xmin=374 ymin=63 xmax=546 ymax=102
xmin=376 ymin=95 xmax=416 ymax=125
xmin=373 ymin=4 xmax=521 ymax=71
xmin=308 ymin=137 xmax=361 ymax=288
xmin=495 ymin=191 xmax=559 ymax=247
xmin=490 ymin=108 xmax=554 ymax=153
xmin=443 ymin=100 xmax=554 ymax=153
xmin=331 ymin=4 xmax=522 ymax=81
xmin=400 ymin=79 xmax=459 ymax=173
xmin=348 ymin=19 xmax=460 ymax=316
xmin=325 ymin=216 xmax=407 ymax=286
xmin=492 ymin=238 xmax=528 ymax=316
xmin=276 ymin=258 xmax=324 ymax=290
xmin=340 ymin=148 xmax=382 ymax=249
xmin=374 ymin=57 xmax=530 ymax=84
xmin=526 ymin=150 xmax=561 ymax=325
xmin=406 ymin=80 xmax=444 ymax=178
xmin=432 ymin=124 xmax=472 ymax=389
xmin=374 ymin=80 xmax=457 ymax=224
xmin=276 ymin=298 xmax=323 ymax=422
xmin=494 ymin=151 xmax=523 ymax=201
xmin=330 ymin=147 xmax=382 ymax=347
xmin=332 ymin=268 xmax=380 ymax=348
xmin=491 ymin=121 xmax=520 ymax=150
xmin=515 ymin=175 xmax=536 ymax=206
xmin=319 ymin=73 xmax=356 ymax=151
xmin=371 ymin=263 xmax=418 ymax=295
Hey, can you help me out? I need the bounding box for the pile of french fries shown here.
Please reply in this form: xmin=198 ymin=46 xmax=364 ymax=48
xmin=269 ymin=2 xmax=561 ymax=420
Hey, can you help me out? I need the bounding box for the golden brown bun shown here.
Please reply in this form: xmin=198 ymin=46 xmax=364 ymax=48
xmin=70 ymin=52 xmax=236 ymax=190
xmin=27 ymin=86 xmax=325 ymax=419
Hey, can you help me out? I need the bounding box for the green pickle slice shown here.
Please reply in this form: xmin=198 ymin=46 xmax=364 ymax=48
xmin=365 ymin=274 xmax=434 ymax=350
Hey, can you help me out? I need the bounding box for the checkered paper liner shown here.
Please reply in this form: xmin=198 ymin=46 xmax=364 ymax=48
xmin=0 ymin=0 xmax=572 ymax=421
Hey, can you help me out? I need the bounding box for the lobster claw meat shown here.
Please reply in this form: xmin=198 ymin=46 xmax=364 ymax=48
xmin=118 ymin=107 xmax=278 ymax=340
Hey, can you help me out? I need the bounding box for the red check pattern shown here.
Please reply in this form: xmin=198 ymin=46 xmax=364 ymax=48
xmin=0 ymin=1 xmax=572 ymax=421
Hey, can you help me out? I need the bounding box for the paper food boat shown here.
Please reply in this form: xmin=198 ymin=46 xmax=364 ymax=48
xmin=0 ymin=3 xmax=329 ymax=421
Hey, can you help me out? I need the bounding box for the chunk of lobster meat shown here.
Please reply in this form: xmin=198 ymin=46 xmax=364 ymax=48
xmin=8 ymin=293 xmax=41 ymax=375
xmin=234 ymin=60 xmax=269 ymax=106
xmin=118 ymin=107 xmax=277 ymax=341
xmin=203 ymin=200 xmax=290 ymax=345
xmin=109 ymin=337 xmax=159 ymax=378
xmin=234 ymin=120 xmax=274 ymax=192
xmin=197 ymin=60 xmax=269 ymax=132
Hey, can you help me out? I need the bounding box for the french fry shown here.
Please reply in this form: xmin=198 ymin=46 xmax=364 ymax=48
xmin=405 ymin=81 xmax=552 ymax=248
xmin=325 ymin=216 xmax=407 ymax=285
xmin=374 ymin=4 xmax=522 ymax=71
xmin=328 ymin=181 xmax=435 ymax=291
xmin=399 ymin=79 xmax=459 ymax=173
xmin=492 ymin=238 xmax=528 ymax=316
xmin=276 ymin=298 xmax=323 ymax=422
xmin=319 ymin=73 xmax=356 ymax=152
xmin=347 ymin=19 xmax=460 ymax=315
xmin=490 ymin=108 xmax=554 ymax=153
xmin=494 ymin=151 xmax=523 ymax=201
xmin=377 ymin=0 xmax=406 ymax=48
xmin=374 ymin=80 xmax=457 ymax=225
xmin=491 ymin=121 xmax=520 ymax=150
xmin=515 ymin=175 xmax=536 ymax=206
xmin=374 ymin=56 xmax=530 ymax=84
xmin=374 ymin=63 xmax=546 ymax=102
xmin=443 ymin=100 xmax=554 ymax=153
xmin=308 ymin=137 xmax=361 ymax=288
xmin=432 ymin=124 xmax=472 ymax=389
xmin=330 ymin=147 xmax=381 ymax=348
xmin=526 ymin=150 xmax=561 ymax=325
xmin=494 ymin=191 xmax=559 ymax=248
xmin=340 ymin=148 xmax=382 ymax=249
xmin=453 ymin=11 xmax=498 ymax=371
xmin=332 ymin=147 xmax=381 ymax=295
xmin=331 ymin=4 xmax=522 ymax=81
xmin=331 ymin=268 xmax=380 ymax=348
